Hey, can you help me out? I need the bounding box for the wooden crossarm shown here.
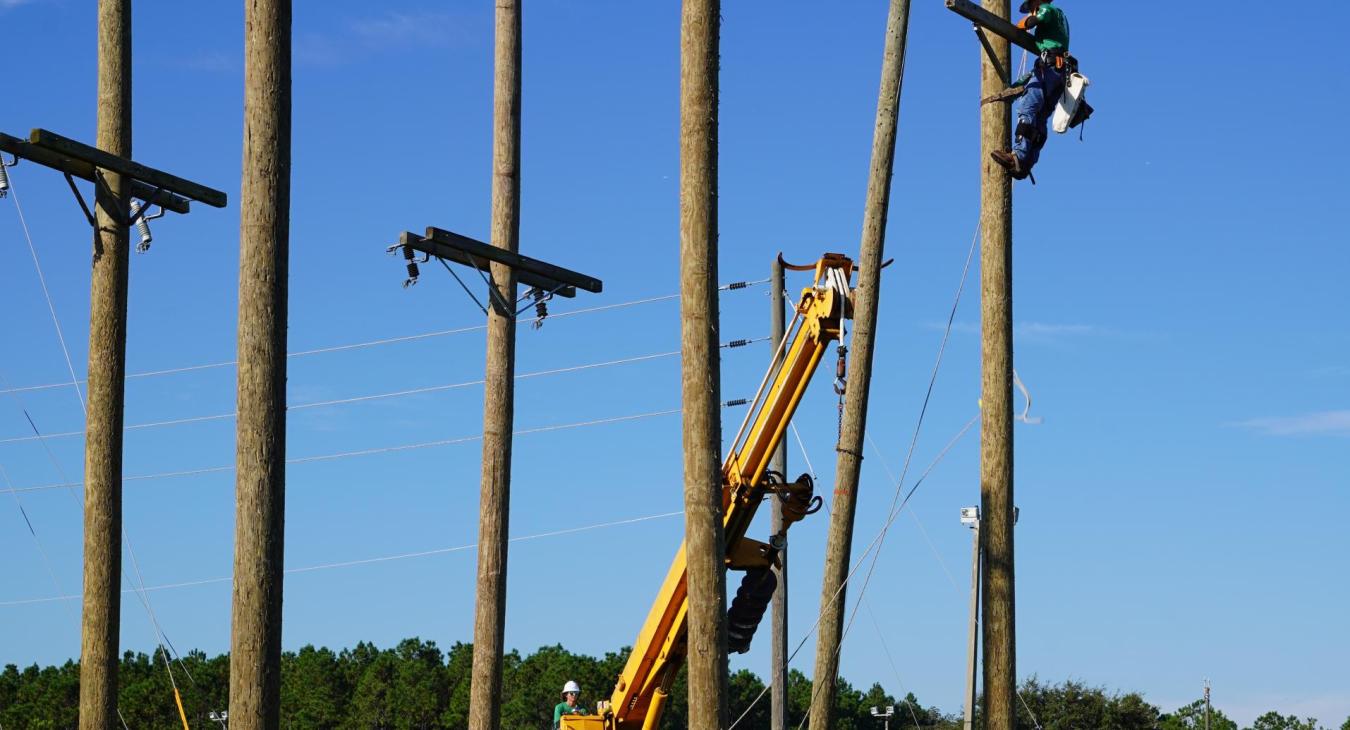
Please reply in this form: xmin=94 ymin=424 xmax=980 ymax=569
xmin=29 ymin=128 xmax=227 ymax=208
xmin=424 ymin=226 xmax=602 ymax=294
xmin=945 ymin=0 xmax=1040 ymax=54
xmin=0 ymin=132 xmax=192 ymax=214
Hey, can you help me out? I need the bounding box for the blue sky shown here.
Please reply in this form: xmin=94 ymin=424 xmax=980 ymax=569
xmin=1 ymin=0 xmax=1347 ymax=726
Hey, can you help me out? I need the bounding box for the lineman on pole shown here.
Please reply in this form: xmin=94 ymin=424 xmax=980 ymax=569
xmin=990 ymin=0 xmax=1072 ymax=180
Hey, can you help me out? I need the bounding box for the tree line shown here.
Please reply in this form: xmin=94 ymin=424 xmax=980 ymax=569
xmin=1 ymin=639 xmax=1345 ymax=729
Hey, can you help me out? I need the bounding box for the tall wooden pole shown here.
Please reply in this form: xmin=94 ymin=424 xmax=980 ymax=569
xmin=769 ymin=258 xmax=788 ymax=730
xmin=78 ymin=1 xmax=131 ymax=726
xmin=229 ymin=0 xmax=292 ymax=726
xmin=680 ymin=1 xmax=727 ymax=727
xmin=808 ymin=2 xmax=909 ymax=727
xmin=978 ymin=0 xmax=1016 ymax=728
xmin=467 ymin=1 xmax=521 ymax=728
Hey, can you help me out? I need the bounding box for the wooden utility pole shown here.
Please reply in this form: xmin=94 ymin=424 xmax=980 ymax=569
xmin=229 ymin=0 xmax=292 ymax=727
xmin=769 ymin=257 xmax=788 ymax=730
xmin=680 ymin=1 xmax=727 ymax=728
xmin=978 ymin=0 xmax=1016 ymax=728
xmin=78 ymin=1 xmax=131 ymax=726
xmin=467 ymin=1 xmax=521 ymax=728
xmin=808 ymin=2 xmax=910 ymax=727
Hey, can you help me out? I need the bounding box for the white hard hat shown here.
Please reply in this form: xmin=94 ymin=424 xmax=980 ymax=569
xmin=562 ymin=680 xmax=582 ymax=696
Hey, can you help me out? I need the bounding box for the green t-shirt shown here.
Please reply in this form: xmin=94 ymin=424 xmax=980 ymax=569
xmin=554 ymin=701 xmax=588 ymax=728
xmin=1032 ymin=3 xmax=1070 ymax=54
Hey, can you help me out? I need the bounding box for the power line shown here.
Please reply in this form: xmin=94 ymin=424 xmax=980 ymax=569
xmin=5 ymin=171 xmax=194 ymax=707
xmin=792 ymin=222 xmax=979 ymax=730
xmin=6 ymin=177 xmax=86 ymax=412
xmin=728 ymin=416 xmax=977 ymax=730
xmin=9 ymin=399 xmax=750 ymax=494
xmin=0 ymin=509 xmax=685 ymax=607
xmin=0 ymin=338 xmax=769 ymax=445
xmin=0 ymin=279 xmax=771 ymax=396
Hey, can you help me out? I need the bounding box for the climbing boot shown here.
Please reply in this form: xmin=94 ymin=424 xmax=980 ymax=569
xmin=990 ymin=150 xmax=1028 ymax=180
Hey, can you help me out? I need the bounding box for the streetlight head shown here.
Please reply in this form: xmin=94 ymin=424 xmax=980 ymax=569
xmin=871 ymin=706 xmax=880 ymax=716
xmin=960 ymin=506 xmax=980 ymax=526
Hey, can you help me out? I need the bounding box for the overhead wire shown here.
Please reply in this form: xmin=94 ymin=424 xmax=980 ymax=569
xmin=9 ymin=399 xmax=752 ymax=495
xmin=790 ymin=220 xmax=979 ymax=730
xmin=0 ymin=278 xmax=772 ymax=396
xmin=0 ymin=509 xmax=686 ymax=606
xmin=3 ymin=174 xmax=193 ymax=709
xmin=0 ymin=337 xmax=770 ymax=445
xmin=732 ymin=213 xmax=980 ymax=729
xmin=728 ymin=417 xmax=977 ymax=730
xmin=0 ymin=459 xmax=78 ymax=626
xmin=865 ymin=600 xmax=926 ymax=729
xmin=6 ymin=174 xmax=86 ymax=410
xmin=789 ymin=420 xmax=928 ymax=729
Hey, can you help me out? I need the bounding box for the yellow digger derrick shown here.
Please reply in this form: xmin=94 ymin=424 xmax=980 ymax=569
xmin=562 ymin=254 xmax=855 ymax=730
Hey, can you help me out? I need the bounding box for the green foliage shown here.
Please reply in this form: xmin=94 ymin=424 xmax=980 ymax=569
xmin=1248 ymin=711 xmax=1324 ymax=730
xmin=1012 ymin=675 xmax=1160 ymax=730
xmin=0 ymin=642 xmax=1334 ymax=730
xmin=1159 ymin=698 xmax=1239 ymax=730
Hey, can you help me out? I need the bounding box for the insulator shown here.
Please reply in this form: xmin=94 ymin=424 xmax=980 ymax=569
xmin=725 ymin=281 xmax=747 ymax=290
xmin=727 ymin=567 xmax=777 ymax=654
xmin=532 ymin=289 xmax=549 ymax=329
xmin=131 ymin=200 xmax=153 ymax=252
xmin=0 ymin=159 xmax=10 ymax=198
xmin=723 ymin=398 xmax=748 ymax=408
xmin=726 ymin=339 xmax=748 ymax=349
xmin=402 ymin=245 xmax=420 ymax=286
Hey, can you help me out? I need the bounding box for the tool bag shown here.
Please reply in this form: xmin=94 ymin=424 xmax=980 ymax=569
xmin=1052 ymin=71 xmax=1091 ymax=134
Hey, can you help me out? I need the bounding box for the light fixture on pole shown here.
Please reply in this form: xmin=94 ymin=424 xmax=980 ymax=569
xmin=208 ymin=710 xmax=228 ymax=728
xmin=870 ymin=705 xmax=895 ymax=730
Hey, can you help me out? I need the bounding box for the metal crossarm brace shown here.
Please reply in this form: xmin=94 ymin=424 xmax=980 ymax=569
xmin=974 ymin=26 xmax=1011 ymax=85
xmin=945 ymin=0 xmax=1040 ymax=54
xmin=0 ymin=132 xmax=191 ymax=214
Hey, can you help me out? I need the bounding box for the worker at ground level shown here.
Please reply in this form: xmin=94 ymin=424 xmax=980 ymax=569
xmin=554 ymin=680 xmax=588 ymax=729
xmin=991 ymin=0 xmax=1071 ymax=180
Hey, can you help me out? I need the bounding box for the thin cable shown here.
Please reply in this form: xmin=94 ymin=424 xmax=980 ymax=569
xmin=0 ymin=339 xmax=769 ymax=445
xmin=6 ymin=176 xmax=86 ymax=413
xmin=1 ymin=510 xmax=685 ymax=606
xmin=864 ymin=599 xmax=925 ymax=729
xmin=788 ymin=421 xmax=819 ymax=481
xmin=0 ymin=278 xmax=773 ymax=395
xmin=794 ymin=222 xmax=978 ymax=729
xmin=729 ymin=417 xmax=976 ymax=730
xmin=0 ymin=461 xmax=77 ymax=627
xmin=10 ymin=401 xmax=755 ymax=494
xmin=867 ymin=432 xmax=962 ymax=593
xmin=0 ymin=370 xmax=190 ymax=707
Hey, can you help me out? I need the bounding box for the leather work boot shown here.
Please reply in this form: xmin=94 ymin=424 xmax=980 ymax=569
xmin=990 ymin=150 xmax=1028 ymax=180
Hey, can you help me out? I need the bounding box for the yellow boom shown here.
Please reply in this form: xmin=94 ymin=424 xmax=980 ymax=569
xmin=563 ymin=254 xmax=855 ymax=730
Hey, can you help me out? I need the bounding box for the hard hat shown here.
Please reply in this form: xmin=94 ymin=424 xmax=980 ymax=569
xmin=562 ymin=680 xmax=582 ymax=696
xmin=1019 ymin=0 xmax=1045 ymax=13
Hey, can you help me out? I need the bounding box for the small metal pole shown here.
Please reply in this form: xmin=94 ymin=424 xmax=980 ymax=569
xmin=962 ymin=507 xmax=981 ymax=730
xmin=769 ymin=257 xmax=788 ymax=730
xmin=1204 ymin=679 xmax=1211 ymax=730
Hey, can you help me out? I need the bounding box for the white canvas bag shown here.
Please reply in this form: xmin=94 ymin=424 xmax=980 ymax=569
xmin=1052 ymin=72 xmax=1090 ymax=134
